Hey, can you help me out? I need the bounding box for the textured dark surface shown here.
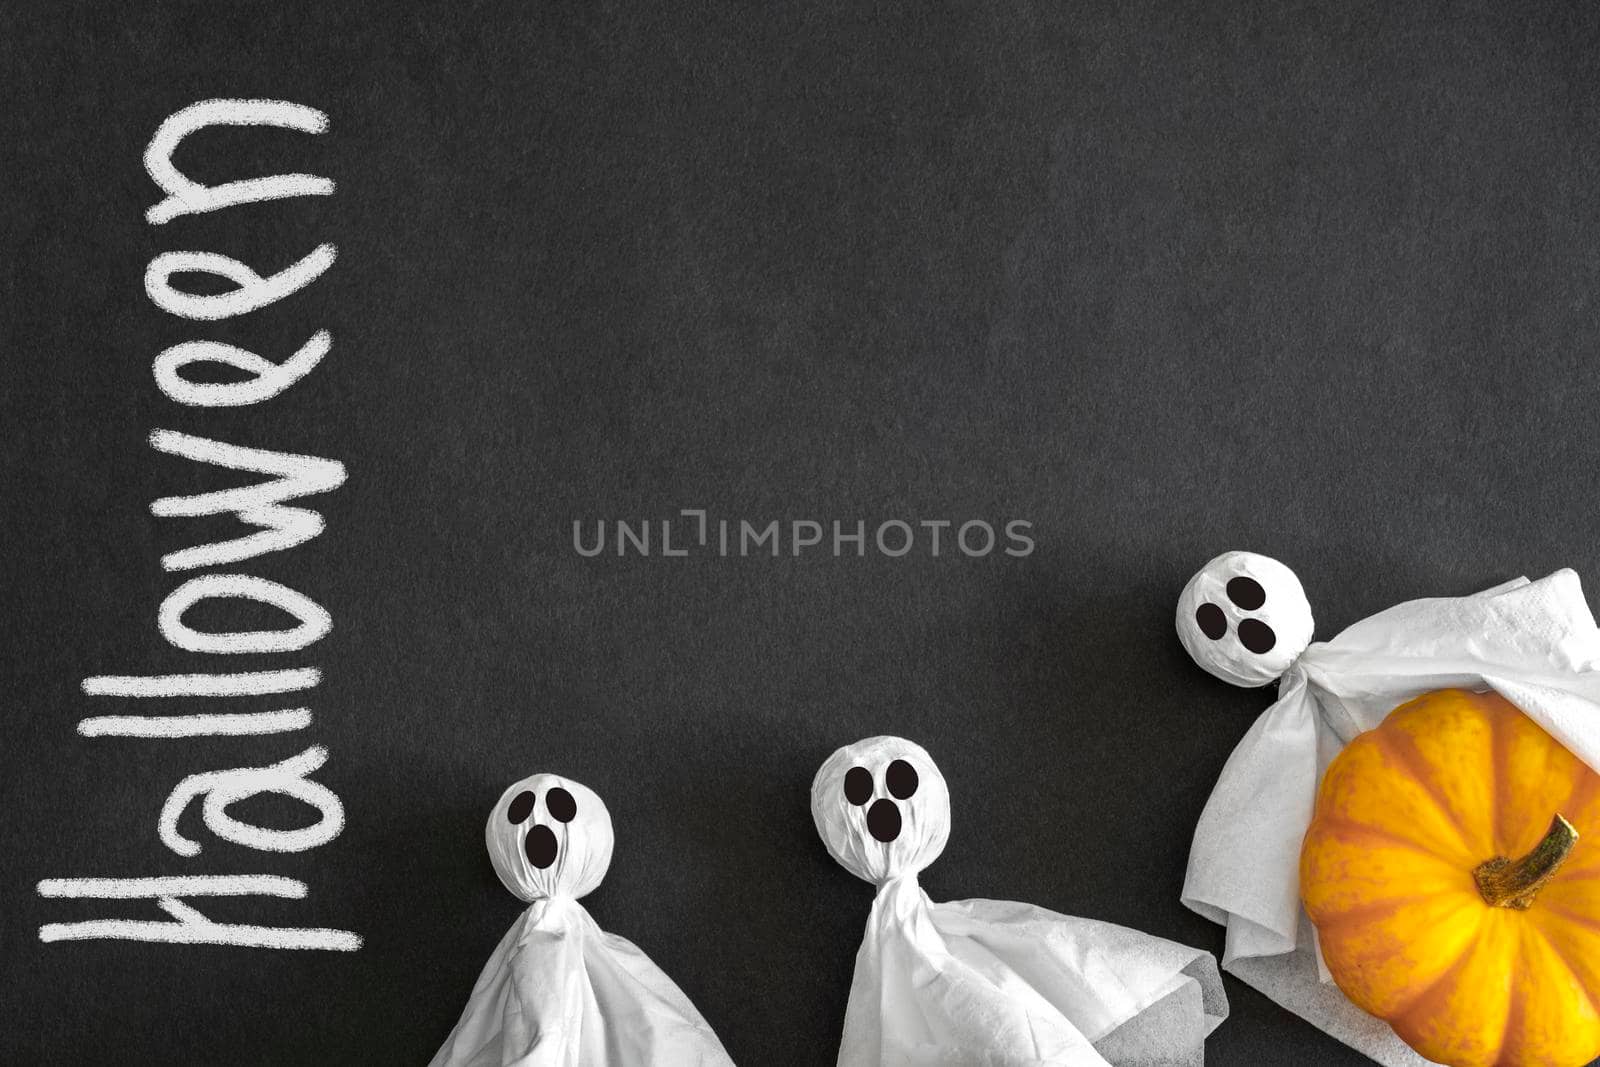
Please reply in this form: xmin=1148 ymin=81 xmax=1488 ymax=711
xmin=7 ymin=1 xmax=1600 ymax=1064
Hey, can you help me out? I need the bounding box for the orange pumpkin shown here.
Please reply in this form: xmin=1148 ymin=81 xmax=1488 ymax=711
xmin=1300 ymin=688 xmax=1600 ymax=1067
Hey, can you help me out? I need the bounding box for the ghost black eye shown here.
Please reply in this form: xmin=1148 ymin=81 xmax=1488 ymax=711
xmin=1238 ymin=618 xmax=1276 ymax=653
xmin=885 ymin=759 xmax=918 ymax=800
xmin=545 ymin=786 xmax=577 ymax=823
xmin=1226 ymin=576 xmax=1266 ymax=610
xmin=1195 ymin=603 xmax=1227 ymax=640
xmin=506 ymin=790 xmax=536 ymax=825
xmin=843 ymin=766 xmax=873 ymax=806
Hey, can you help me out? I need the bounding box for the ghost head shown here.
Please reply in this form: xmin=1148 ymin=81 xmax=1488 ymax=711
xmin=1176 ymin=551 xmax=1314 ymax=687
xmin=812 ymin=736 xmax=951 ymax=884
xmin=485 ymin=774 xmax=613 ymax=903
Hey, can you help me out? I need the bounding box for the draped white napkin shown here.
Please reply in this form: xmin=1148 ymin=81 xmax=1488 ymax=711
xmin=1177 ymin=553 xmax=1600 ymax=1066
xmin=431 ymin=774 xmax=733 ymax=1067
xmin=816 ymin=736 xmax=1228 ymax=1066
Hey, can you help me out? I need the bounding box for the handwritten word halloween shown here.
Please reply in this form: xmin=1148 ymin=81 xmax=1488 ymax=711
xmin=38 ymin=99 xmax=358 ymax=952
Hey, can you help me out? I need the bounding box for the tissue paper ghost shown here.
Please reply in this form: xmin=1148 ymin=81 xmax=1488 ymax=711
xmin=430 ymin=774 xmax=734 ymax=1067
xmin=813 ymin=736 xmax=1228 ymax=1067
xmin=1176 ymin=551 xmax=1600 ymax=1067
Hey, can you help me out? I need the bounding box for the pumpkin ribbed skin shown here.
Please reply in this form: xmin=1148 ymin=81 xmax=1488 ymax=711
xmin=1300 ymin=688 xmax=1600 ymax=1067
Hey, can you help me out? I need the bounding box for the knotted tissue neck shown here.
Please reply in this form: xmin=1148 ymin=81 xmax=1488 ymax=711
xmin=503 ymin=866 xmax=597 ymax=906
xmin=514 ymin=895 xmax=591 ymax=943
xmin=529 ymin=889 xmax=579 ymax=906
xmin=1270 ymin=649 xmax=1313 ymax=688
xmin=873 ymin=872 xmax=928 ymax=920
xmin=522 ymin=893 xmax=590 ymax=926
xmin=874 ymin=870 xmax=923 ymax=891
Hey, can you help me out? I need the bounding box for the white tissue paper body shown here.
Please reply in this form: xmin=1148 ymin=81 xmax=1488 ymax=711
xmin=430 ymin=774 xmax=734 ymax=1067
xmin=813 ymin=736 xmax=1228 ymax=1067
xmin=1176 ymin=551 xmax=1600 ymax=1067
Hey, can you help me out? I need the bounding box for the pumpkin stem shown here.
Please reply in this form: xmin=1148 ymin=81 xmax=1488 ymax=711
xmin=1473 ymin=814 xmax=1579 ymax=910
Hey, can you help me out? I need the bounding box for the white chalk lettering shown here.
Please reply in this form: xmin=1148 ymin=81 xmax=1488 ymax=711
xmin=38 ymin=875 xmax=359 ymax=951
xmin=158 ymin=574 xmax=331 ymax=655
xmin=81 ymin=668 xmax=320 ymax=698
xmin=78 ymin=709 xmax=311 ymax=738
xmin=159 ymin=746 xmax=343 ymax=857
xmin=144 ymin=99 xmax=333 ymax=225
xmin=149 ymin=430 xmax=345 ymax=570
xmin=145 ymin=244 xmax=336 ymax=322
xmin=154 ymin=332 xmax=330 ymax=408
xmin=46 ymin=97 xmax=355 ymax=953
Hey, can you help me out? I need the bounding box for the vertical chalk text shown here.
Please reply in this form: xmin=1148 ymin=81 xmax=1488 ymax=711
xmin=39 ymin=100 xmax=358 ymax=951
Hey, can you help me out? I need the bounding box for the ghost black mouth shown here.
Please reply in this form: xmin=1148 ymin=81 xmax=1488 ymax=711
xmin=866 ymin=799 xmax=902 ymax=842
xmin=524 ymin=824 xmax=559 ymax=869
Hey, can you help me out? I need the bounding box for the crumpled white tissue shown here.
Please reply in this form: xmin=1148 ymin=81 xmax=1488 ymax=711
xmin=814 ymin=736 xmax=1228 ymax=1067
xmin=1177 ymin=552 xmax=1600 ymax=1067
xmin=431 ymin=774 xmax=734 ymax=1067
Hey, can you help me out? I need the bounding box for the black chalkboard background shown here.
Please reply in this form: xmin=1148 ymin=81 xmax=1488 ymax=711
xmin=8 ymin=2 xmax=1600 ymax=1064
